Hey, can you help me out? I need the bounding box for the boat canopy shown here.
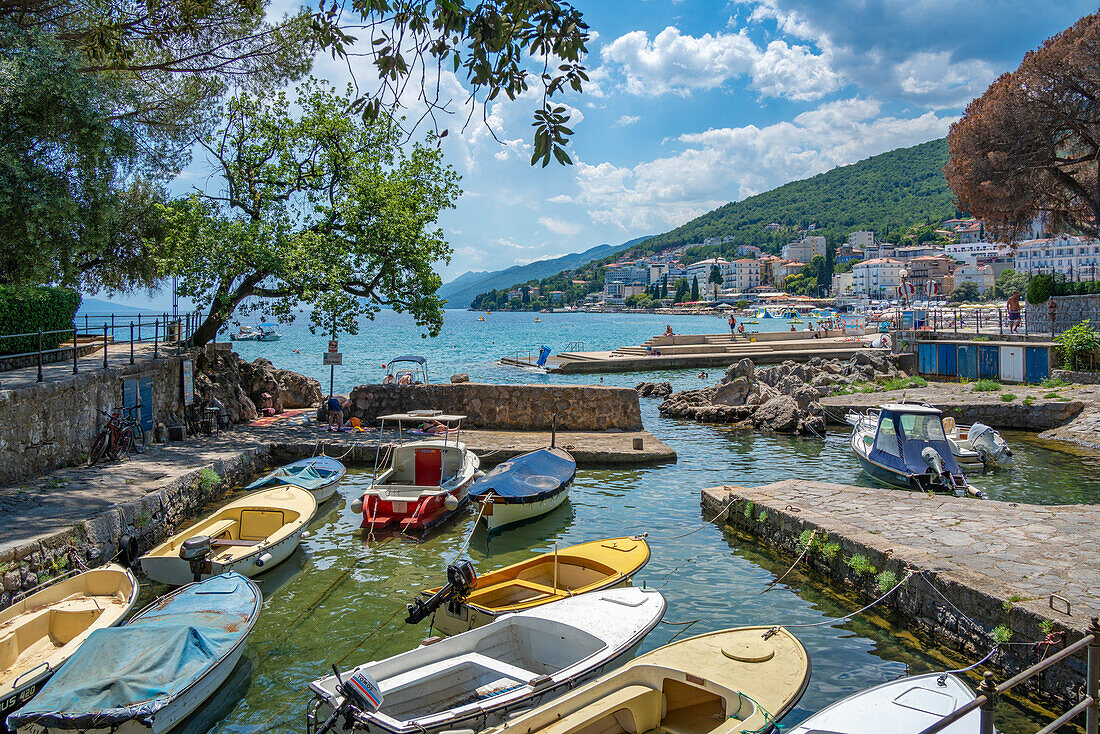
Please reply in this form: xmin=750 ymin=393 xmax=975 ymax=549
xmin=244 ymin=457 xmax=344 ymax=492
xmin=469 ymin=448 xmax=576 ymax=503
xmin=7 ymin=573 xmax=259 ymax=730
xmin=868 ymin=406 xmax=962 ymax=478
xmin=388 ymin=355 xmax=427 ymax=365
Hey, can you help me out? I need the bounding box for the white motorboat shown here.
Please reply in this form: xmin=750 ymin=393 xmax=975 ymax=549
xmin=470 ymin=447 xmax=576 ymax=532
xmin=941 ymin=418 xmax=1013 ymax=469
xmin=304 ymin=587 xmax=667 ymax=734
xmin=786 ymin=672 xmax=982 ymax=733
xmin=351 ymin=413 xmax=480 ymax=533
xmin=8 ymin=573 xmax=261 ymax=734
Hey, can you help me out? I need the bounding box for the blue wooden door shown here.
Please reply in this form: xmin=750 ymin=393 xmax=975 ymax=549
xmin=957 ymin=345 xmax=977 ymax=380
xmin=979 ymin=346 xmax=999 ymax=379
xmin=1025 ymin=347 xmax=1049 ymax=384
xmin=123 ymin=376 xmax=154 ymax=430
xmin=919 ymin=343 xmax=937 ymax=375
xmin=937 ymin=344 xmax=957 ymax=377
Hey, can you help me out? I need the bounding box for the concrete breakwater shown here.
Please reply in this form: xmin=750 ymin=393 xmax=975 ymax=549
xmin=702 ymin=481 xmax=1099 ymax=706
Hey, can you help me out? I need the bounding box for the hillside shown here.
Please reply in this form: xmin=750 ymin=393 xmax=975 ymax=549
xmin=438 ymin=235 xmax=651 ymax=307
xmin=627 ymin=138 xmax=956 ymax=261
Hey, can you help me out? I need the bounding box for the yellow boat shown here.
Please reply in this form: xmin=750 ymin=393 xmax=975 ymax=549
xmin=1 ymin=564 xmax=139 ymax=718
xmin=423 ymin=536 xmax=650 ymax=635
xmin=488 ymin=626 xmax=810 ymax=734
xmin=138 ymin=486 xmax=317 ymax=586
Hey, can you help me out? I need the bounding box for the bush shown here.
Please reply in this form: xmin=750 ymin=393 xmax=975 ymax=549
xmin=819 ymin=542 xmax=841 ymax=560
xmin=880 ymin=376 xmax=928 ymax=391
xmin=971 ymin=379 xmax=1001 ymax=392
xmin=0 ymin=286 xmax=81 ymax=355
xmin=951 ymin=281 xmax=982 ymax=303
xmin=1040 ymin=378 xmax=1068 ymax=388
xmin=1026 ymin=273 xmax=1053 ymax=305
xmin=846 ymin=554 xmax=877 ymax=575
xmin=1000 ymin=393 xmax=1016 ymax=402
xmin=1055 ymin=319 xmax=1100 ymax=370
xmin=875 ymin=570 xmax=899 ymax=594
xmin=991 ymin=624 xmax=1013 ymax=644
xmin=197 ymin=468 xmax=222 ymax=493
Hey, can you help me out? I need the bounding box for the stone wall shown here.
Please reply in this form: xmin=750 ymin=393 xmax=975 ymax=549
xmin=0 ymin=355 xmax=191 ymax=485
xmin=1052 ymin=369 xmax=1100 ymax=384
xmin=342 ymin=383 xmax=643 ymax=432
xmin=1026 ymin=293 xmax=1100 ymax=334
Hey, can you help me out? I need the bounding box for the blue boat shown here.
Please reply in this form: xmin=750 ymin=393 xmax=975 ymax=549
xmin=847 ymin=403 xmax=984 ymax=498
xmin=8 ymin=573 xmax=261 ymax=734
xmin=470 ymin=447 xmax=576 ymax=532
xmin=245 ymin=456 xmax=346 ymax=503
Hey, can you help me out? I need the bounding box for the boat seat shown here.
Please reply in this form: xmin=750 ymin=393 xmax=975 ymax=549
xmin=210 ymin=538 xmax=263 ymax=547
xmin=239 ymin=509 xmax=285 ymax=540
xmin=537 ymin=685 xmax=664 ymax=734
xmin=193 ymin=518 xmax=238 ymax=541
xmin=378 ymin=652 xmax=537 ymax=695
xmin=470 ymin=579 xmax=559 ymax=605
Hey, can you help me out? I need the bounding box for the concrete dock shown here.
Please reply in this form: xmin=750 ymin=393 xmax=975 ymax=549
xmin=702 ymin=480 xmax=1099 ymax=704
xmin=536 ymin=330 xmax=886 ymax=373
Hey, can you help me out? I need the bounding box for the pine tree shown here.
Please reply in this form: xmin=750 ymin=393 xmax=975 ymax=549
xmin=691 ymin=275 xmax=700 ymax=301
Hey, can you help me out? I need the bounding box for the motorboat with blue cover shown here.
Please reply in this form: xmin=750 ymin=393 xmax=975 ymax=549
xmin=7 ymin=573 xmax=261 ymax=734
xmin=244 ymin=456 xmax=346 ymax=503
xmin=847 ymin=403 xmax=985 ymax=498
xmin=470 ymin=448 xmax=576 ymax=532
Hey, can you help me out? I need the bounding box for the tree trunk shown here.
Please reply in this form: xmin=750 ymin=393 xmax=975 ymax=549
xmin=190 ymin=312 xmax=226 ymax=347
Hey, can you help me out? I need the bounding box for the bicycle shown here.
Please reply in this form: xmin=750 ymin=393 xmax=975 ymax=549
xmin=89 ymin=410 xmax=134 ymax=466
xmin=121 ymin=405 xmax=146 ymax=454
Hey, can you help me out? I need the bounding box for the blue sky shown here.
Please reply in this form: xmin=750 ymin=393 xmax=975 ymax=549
xmin=109 ymin=0 xmax=1095 ymax=309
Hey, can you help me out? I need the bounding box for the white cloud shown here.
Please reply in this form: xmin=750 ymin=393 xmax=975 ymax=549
xmin=893 ymin=51 xmax=997 ymax=107
xmin=547 ymin=194 xmax=574 ymax=204
xmin=615 ymin=114 xmax=641 ymax=127
xmin=569 ymin=98 xmax=954 ymax=231
xmin=597 ymin=25 xmax=840 ymax=101
xmin=538 ymin=217 xmax=583 ymax=236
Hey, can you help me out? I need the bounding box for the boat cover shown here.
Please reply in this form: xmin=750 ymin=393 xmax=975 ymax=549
xmin=469 ymin=448 xmax=575 ymax=503
xmin=244 ymin=457 xmax=345 ymax=491
xmin=7 ymin=573 xmax=259 ymax=731
xmin=867 ymin=409 xmax=962 ymax=478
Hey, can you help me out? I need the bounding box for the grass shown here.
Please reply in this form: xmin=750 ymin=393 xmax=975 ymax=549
xmin=1022 ymin=395 xmax=1034 ymax=406
xmin=1040 ymin=378 xmax=1069 ymax=388
xmin=819 ymin=541 xmax=841 ymax=560
xmin=879 ymin=376 xmax=928 ymax=391
xmin=875 ymin=570 xmax=899 ymax=594
xmin=1000 ymin=393 xmax=1017 ymax=402
xmin=1039 ymin=619 xmax=1055 ymax=636
xmin=197 ymin=468 xmax=221 ymax=493
xmin=846 ymin=554 xmax=877 ymax=576
xmin=971 ymin=379 xmax=1002 ymax=392
xmin=992 ymin=625 xmax=1013 ymax=644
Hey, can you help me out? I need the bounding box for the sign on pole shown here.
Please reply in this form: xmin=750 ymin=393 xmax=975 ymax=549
xmin=328 ymin=339 xmax=339 ymax=353
xmin=323 ymin=352 xmax=343 ymax=366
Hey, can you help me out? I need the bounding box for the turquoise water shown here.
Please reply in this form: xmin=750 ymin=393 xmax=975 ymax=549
xmin=179 ymin=310 xmax=1097 ymax=733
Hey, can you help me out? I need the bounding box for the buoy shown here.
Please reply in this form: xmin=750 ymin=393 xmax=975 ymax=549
xmin=444 ymin=494 xmax=460 ymax=511
xmin=350 ymin=497 xmax=364 ymax=514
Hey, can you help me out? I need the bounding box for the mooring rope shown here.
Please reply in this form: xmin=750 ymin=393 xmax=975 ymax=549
xmin=757 ymin=529 xmax=818 ymax=595
xmin=767 ymin=568 xmax=915 ymax=631
xmin=642 ymin=490 xmax=741 ymax=540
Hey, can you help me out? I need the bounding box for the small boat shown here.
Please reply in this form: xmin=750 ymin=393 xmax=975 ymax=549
xmin=415 ymin=536 xmax=650 ymax=636
xmin=941 ymin=418 xmax=1013 ymax=469
xmin=8 ymin=573 xmax=261 ymax=734
xmin=230 ymin=324 xmax=282 ymax=342
xmin=1 ymin=565 xmax=139 ymax=721
xmin=305 ymin=587 xmax=667 ymax=734
xmin=138 ymin=486 xmax=317 ymax=586
xmin=480 ymin=626 xmax=810 ymax=734
xmin=786 ymin=672 xmax=981 ymax=733
xmin=471 ymin=448 xmax=576 ymax=532
xmin=351 ymin=413 xmax=480 ymax=533
xmin=478 ymin=317 xmax=485 ymax=322
xmin=847 ymin=404 xmax=984 ymax=497
xmin=534 ymin=317 xmax=541 ymax=322
xmin=244 ymin=456 xmax=346 ymax=503
xmin=383 ymin=355 xmax=429 ymax=385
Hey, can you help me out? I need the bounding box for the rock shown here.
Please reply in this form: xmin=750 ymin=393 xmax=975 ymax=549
xmin=723 ymin=358 xmax=754 ymax=383
xmin=2 ymin=571 xmax=19 ymax=592
xmin=754 ymin=396 xmax=801 ymax=433
xmin=636 ymin=381 xmax=673 ymax=398
xmin=713 ymin=377 xmax=751 ymax=406
xmin=451 ymin=373 xmax=470 ymax=383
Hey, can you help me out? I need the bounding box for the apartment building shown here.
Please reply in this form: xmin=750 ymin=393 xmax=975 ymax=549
xmin=852 ymin=258 xmax=903 ymax=297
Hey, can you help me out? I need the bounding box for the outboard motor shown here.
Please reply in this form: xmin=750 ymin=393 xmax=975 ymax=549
xmin=309 ymin=664 xmax=384 ymax=734
xmin=404 ymin=560 xmax=477 ymax=624
xmin=921 ymin=446 xmax=947 ymax=476
xmin=969 ymin=423 xmax=1013 ymax=468
xmin=179 ymin=536 xmax=212 ymax=583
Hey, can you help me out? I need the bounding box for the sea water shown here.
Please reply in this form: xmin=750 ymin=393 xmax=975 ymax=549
xmin=186 ymin=309 xmax=1096 ymax=733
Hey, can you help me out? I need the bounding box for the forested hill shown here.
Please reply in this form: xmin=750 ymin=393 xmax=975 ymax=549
xmin=631 ymin=138 xmax=956 ymax=260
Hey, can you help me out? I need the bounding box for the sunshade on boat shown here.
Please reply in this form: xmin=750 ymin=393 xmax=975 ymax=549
xmin=469 ymin=448 xmax=576 ymax=503
xmin=7 ymin=573 xmax=260 ymax=731
xmin=244 ymin=457 xmax=345 ymax=492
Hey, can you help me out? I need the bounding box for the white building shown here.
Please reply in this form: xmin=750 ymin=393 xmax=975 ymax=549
xmin=723 ymin=259 xmax=762 ymax=292
xmin=945 ymin=240 xmax=1014 ymax=265
xmin=953 ymin=263 xmax=995 ymax=292
xmin=603 ymin=281 xmax=646 ymax=305
xmin=894 ymin=244 xmax=940 ymax=262
xmin=852 ymin=258 xmax=904 ymax=297
xmin=782 ymin=236 xmax=826 ymax=263
xmin=832 ymin=271 xmax=856 ymax=299
xmin=1014 ymin=236 xmax=1100 ymax=278
xmin=847 ymin=231 xmax=874 ymax=248
xmin=863 ymin=242 xmax=896 ymax=261
xmin=685 ymin=258 xmax=729 ymax=297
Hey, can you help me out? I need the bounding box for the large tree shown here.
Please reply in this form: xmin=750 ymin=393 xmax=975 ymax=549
xmin=160 ymin=80 xmax=461 ymax=346
xmin=945 ymin=13 xmax=1100 ymax=240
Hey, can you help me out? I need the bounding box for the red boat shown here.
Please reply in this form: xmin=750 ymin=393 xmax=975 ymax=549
xmin=350 ymin=413 xmax=481 ymax=532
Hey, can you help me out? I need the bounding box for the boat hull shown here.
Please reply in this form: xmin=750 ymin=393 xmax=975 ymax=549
xmin=309 ymin=478 xmax=340 ymax=504
xmin=139 ymin=523 xmax=306 ymax=586
xmin=478 ymin=486 xmax=569 ymax=532
xmin=361 ymin=481 xmax=472 ymax=532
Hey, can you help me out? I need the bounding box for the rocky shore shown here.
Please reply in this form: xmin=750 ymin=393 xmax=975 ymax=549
xmin=194 ymin=349 xmax=323 ymax=424
xmin=651 ymin=351 xmax=905 ymax=434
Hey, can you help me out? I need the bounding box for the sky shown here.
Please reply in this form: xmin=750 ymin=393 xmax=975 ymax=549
xmin=106 ymin=0 xmax=1096 ymax=310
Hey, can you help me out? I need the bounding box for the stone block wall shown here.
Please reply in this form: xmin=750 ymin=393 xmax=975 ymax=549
xmin=1051 ymin=369 xmax=1100 ymax=384
xmin=1026 ymin=293 xmax=1100 ymax=334
xmin=0 ymin=356 xmax=190 ymax=485
xmin=342 ymin=382 xmax=643 ymax=432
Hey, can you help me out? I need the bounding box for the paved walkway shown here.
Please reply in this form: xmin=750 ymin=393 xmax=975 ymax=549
xmin=0 ymin=411 xmax=674 ymax=552
xmin=0 ymin=341 xmax=169 ymax=389
xmin=704 ymin=480 xmax=1100 ymax=633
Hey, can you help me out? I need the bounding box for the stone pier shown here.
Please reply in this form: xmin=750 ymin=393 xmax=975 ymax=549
xmin=702 ymin=480 xmax=1100 ymax=707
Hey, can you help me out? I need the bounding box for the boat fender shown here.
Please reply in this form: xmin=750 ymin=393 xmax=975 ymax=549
xmin=118 ymin=534 xmax=139 ymax=568
xmin=474 ymin=470 xmax=486 ymax=479
xmin=443 ymin=494 xmax=460 ymax=511
xmin=255 ymin=552 xmax=274 ymax=568
xmin=350 ymin=497 xmax=364 ymax=514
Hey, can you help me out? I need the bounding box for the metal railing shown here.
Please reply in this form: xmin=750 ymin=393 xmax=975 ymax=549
xmin=0 ymin=310 xmax=203 ymax=383
xmin=919 ymin=617 xmax=1098 ymax=734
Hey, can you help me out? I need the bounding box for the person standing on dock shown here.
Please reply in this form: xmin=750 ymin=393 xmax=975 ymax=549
xmin=728 ymin=315 xmax=736 ymax=335
xmin=1007 ymin=291 xmax=1021 ymax=333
